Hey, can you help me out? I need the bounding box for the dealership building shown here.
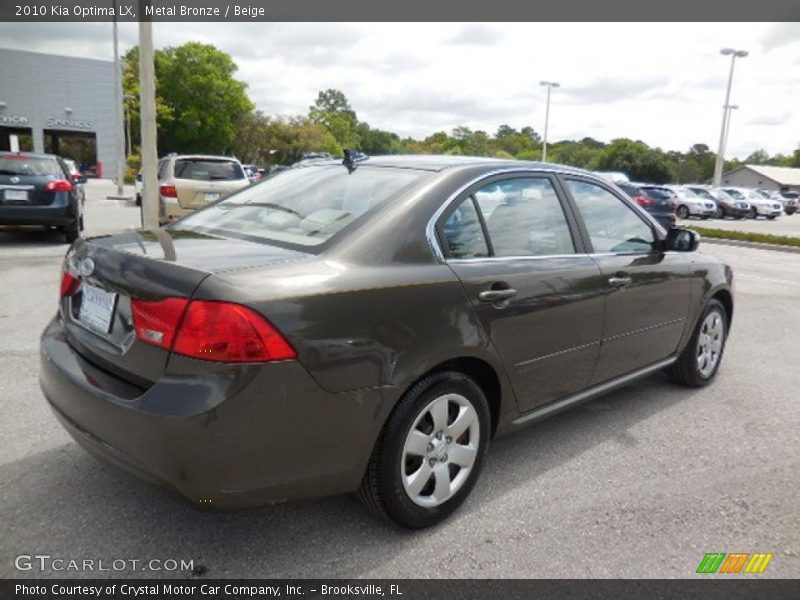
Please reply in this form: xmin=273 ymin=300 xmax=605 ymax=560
xmin=0 ymin=47 xmax=119 ymax=178
xmin=721 ymin=164 xmax=800 ymax=193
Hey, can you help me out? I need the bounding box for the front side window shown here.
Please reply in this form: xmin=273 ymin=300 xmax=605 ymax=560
xmin=174 ymin=165 xmax=429 ymax=248
xmin=567 ymin=179 xmax=655 ymax=254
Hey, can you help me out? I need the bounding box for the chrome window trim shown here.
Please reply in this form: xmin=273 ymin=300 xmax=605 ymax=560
xmin=426 ymin=166 xmax=611 ymax=263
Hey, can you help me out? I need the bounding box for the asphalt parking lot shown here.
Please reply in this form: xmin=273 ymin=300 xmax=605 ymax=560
xmin=1 ymin=181 xmax=798 ymax=579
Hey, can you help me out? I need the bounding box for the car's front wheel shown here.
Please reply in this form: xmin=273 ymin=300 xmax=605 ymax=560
xmin=358 ymin=371 xmax=490 ymax=529
xmin=676 ymin=205 xmax=690 ymax=219
xmin=670 ymin=299 xmax=728 ymax=387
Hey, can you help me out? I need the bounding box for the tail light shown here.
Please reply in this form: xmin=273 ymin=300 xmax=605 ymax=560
xmin=131 ymin=297 xmax=189 ymax=349
xmin=160 ymin=184 xmax=177 ymax=198
xmin=71 ymin=173 xmax=83 ymax=182
xmin=131 ymin=298 xmax=296 ymax=363
xmin=45 ymin=180 xmax=73 ymax=192
xmin=60 ymin=270 xmax=80 ymax=298
xmin=633 ymin=195 xmax=654 ymax=208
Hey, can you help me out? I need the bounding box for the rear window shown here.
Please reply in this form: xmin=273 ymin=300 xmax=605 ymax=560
xmin=642 ymin=187 xmax=675 ymax=199
xmin=174 ymin=158 xmax=245 ymax=181
xmin=172 ymin=165 xmax=430 ymax=248
xmin=0 ymin=156 xmax=64 ymax=177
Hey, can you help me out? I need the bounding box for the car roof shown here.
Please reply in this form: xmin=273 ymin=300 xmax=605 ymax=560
xmin=292 ymin=154 xmax=594 ymax=176
xmin=0 ymin=151 xmax=61 ymax=160
xmin=165 ymin=154 xmax=241 ymax=161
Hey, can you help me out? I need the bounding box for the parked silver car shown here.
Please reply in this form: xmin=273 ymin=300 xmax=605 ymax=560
xmin=667 ymin=186 xmax=716 ymax=220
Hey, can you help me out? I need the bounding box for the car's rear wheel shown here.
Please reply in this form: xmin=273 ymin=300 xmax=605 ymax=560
xmin=358 ymin=371 xmax=490 ymax=529
xmin=669 ymin=299 xmax=727 ymax=387
xmin=676 ymin=205 xmax=690 ymax=219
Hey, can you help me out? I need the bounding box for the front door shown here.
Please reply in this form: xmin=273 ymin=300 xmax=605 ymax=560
xmin=562 ymin=177 xmax=692 ymax=383
xmin=438 ymin=174 xmax=607 ymax=412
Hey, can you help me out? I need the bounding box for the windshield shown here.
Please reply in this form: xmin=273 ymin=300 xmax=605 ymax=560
xmin=0 ymin=155 xmax=63 ymax=177
xmin=172 ymin=165 xmax=430 ymax=248
xmin=688 ymin=187 xmax=714 ymax=200
xmin=174 ymin=158 xmax=246 ymax=181
xmin=676 ymin=187 xmax=698 ymax=198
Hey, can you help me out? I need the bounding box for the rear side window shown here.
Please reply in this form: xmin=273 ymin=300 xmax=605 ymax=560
xmin=442 ymin=198 xmax=490 ymax=259
xmin=441 ymin=177 xmax=576 ymax=259
xmin=475 ymin=178 xmax=575 ymax=257
xmin=174 ymin=159 xmax=245 ymax=181
xmin=174 ymin=165 xmax=429 ymax=248
xmin=566 ymin=179 xmax=655 ymax=254
xmin=0 ymin=156 xmax=64 ymax=177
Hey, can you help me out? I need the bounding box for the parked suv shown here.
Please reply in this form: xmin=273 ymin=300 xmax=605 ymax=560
xmin=155 ymin=154 xmax=250 ymax=225
xmin=616 ymin=182 xmax=676 ymax=229
xmin=0 ymin=151 xmax=84 ymax=243
xmin=686 ymin=186 xmax=749 ymax=219
xmin=667 ymin=185 xmax=716 ymax=219
xmin=759 ymin=190 xmax=797 ymax=215
xmin=721 ymin=187 xmax=782 ymax=219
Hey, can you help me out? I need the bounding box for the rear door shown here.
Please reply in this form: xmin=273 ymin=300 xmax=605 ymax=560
xmin=562 ymin=177 xmax=692 ymax=383
xmin=437 ymin=173 xmax=607 ymax=412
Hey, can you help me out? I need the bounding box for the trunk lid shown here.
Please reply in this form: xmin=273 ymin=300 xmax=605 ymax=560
xmin=61 ymin=229 xmax=308 ymax=387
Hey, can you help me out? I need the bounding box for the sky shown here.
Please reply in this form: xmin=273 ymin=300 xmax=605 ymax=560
xmin=1 ymin=22 xmax=798 ymax=158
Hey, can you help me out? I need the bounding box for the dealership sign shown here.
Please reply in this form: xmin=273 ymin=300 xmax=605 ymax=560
xmin=46 ymin=117 xmax=93 ymax=130
xmin=0 ymin=114 xmax=29 ymax=126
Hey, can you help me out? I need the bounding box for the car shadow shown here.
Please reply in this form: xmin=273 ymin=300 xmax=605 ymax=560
xmin=0 ymin=227 xmax=67 ymax=247
xmin=1 ymin=371 xmax=697 ymax=579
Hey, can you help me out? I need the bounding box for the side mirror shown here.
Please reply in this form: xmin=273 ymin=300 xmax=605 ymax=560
xmin=665 ymin=227 xmax=699 ymax=252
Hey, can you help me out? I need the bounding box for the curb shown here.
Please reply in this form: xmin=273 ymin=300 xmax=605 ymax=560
xmin=700 ymin=236 xmax=800 ymax=255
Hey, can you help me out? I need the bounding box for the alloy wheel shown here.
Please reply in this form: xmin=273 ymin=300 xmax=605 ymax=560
xmin=696 ymin=310 xmax=724 ymax=378
xmin=401 ymin=393 xmax=480 ymax=507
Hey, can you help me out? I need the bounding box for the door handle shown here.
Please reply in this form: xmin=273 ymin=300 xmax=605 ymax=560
xmin=478 ymin=288 xmax=518 ymax=303
xmin=608 ymin=273 xmax=632 ymax=288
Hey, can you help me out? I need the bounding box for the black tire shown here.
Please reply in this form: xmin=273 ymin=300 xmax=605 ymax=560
xmin=767 ymin=215 xmax=777 ymax=220
xmin=64 ymin=219 xmax=80 ymax=244
xmin=135 ymin=194 xmax=142 ymax=207
xmin=669 ymin=299 xmax=728 ymax=388
xmin=715 ymin=205 xmax=725 ymax=219
xmin=358 ymin=371 xmax=491 ymax=529
xmin=701 ymin=215 xmax=710 ymax=220
xmin=749 ymin=207 xmax=758 ymax=219
xmin=676 ymin=205 xmax=690 ymax=219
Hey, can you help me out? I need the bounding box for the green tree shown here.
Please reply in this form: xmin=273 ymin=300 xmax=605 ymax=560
xmin=309 ymin=89 xmax=360 ymax=150
xmin=123 ymin=43 xmax=253 ymax=155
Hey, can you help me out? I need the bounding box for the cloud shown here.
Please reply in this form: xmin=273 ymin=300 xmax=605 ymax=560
xmin=760 ymin=23 xmax=800 ymax=52
xmin=747 ymin=112 xmax=792 ymax=126
xmin=563 ymin=76 xmax=671 ymax=104
xmin=448 ymin=24 xmax=502 ymax=46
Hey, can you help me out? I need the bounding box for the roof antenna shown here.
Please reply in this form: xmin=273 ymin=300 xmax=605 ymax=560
xmin=342 ymin=148 xmax=367 ymax=173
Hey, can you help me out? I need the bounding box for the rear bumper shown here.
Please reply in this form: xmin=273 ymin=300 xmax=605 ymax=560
xmin=39 ymin=316 xmax=390 ymax=507
xmin=0 ymin=205 xmax=74 ymax=226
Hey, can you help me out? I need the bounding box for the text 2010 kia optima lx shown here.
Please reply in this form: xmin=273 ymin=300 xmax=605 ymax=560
xmin=40 ymin=155 xmax=733 ymax=528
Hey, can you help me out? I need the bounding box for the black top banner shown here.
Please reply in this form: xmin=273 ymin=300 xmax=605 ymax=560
xmin=1 ymin=0 xmax=800 ymax=21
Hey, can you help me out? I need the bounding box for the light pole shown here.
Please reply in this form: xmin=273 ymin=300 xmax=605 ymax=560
xmin=721 ymin=104 xmax=738 ymax=168
xmin=540 ymin=81 xmax=560 ymax=162
xmin=713 ymin=48 xmax=747 ymax=186
xmin=139 ymin=9 xmax=159 ymax=229
xmin=108 ymin=2 xmax=128 ymax=199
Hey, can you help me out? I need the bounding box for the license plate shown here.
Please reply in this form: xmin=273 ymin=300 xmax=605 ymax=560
xmin=4 ymin=189 xmax=29 ymax=202
xmin=79 ymin=284 xmax=118 ymax=333
xmin=204 ymin=192 xmax=220 ymax=202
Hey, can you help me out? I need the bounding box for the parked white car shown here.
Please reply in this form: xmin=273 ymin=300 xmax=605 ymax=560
xmin=721 ymin=187 xmax=782 ymax=219
xmin=667 ymin=185 xmax=717 ymax=219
